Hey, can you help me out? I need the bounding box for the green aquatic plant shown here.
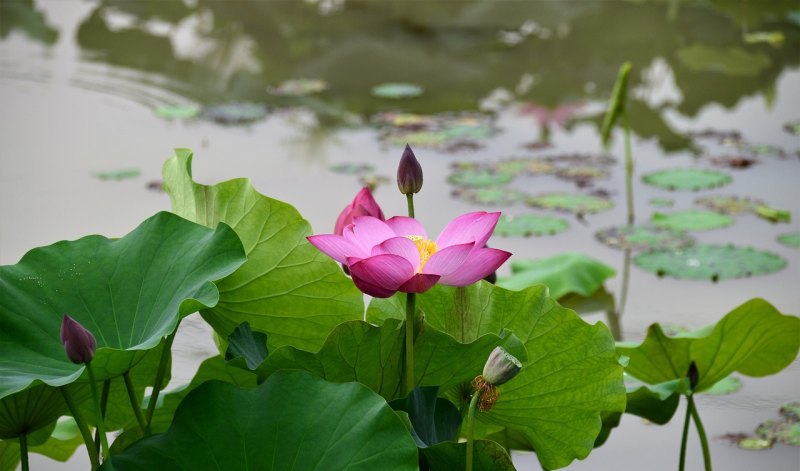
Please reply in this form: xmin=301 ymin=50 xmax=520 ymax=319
xmin=493 ymin=214 xmax=570 ymax=237
xmin=634 ymin=244 xmax=786 ymax=281
xmin=595 ymin=225 xmax=695 ymax=251
xmin=526 ymin=192 xmax=614 ymax=215
xmin=497 ymin=252 xmax=616 ymax=299
xmin=651 ymin=210 xmax=734 ymax=232
xmin=643 ymin=168 xmax=732 ymax=191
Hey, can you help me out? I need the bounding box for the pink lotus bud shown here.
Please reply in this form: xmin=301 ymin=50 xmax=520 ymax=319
xmin=482 ymin=347 xmax=522 ymax=386
xmin=397 ymin=144 xmax=423 ymax=195
xmin=60 ymin=314 xmax=96 ymax=364
xmin=334 ymin=187 xmax=385 ymax=235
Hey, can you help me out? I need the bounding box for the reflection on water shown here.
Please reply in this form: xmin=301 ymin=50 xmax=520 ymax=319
xmin=2 ymin=1 xmax=800 ymax=470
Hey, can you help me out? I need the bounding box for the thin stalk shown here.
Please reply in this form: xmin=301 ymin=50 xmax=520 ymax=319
xmin=689 ymin=395 xmax=712 ymax=471
xmin=123 ymin=371 xmax=147 ymax=431
xmin=678 ymin=394 xmax=694 ymax=471
xmin=145 ymin=329 xmax=178 ymax=430
xmin=61 ymin=387 xmax=101 ymax=470
xmin=615 ymin=248 xmax=632 ymax=324
xmin=465 ymin=391 xmax=481 ymax=471
xmin=406 ymin=194 xmax=415 ymax=219
xmin=94 ymin=380 xmax=110 ymax=456
xmin=623 ymin=110 xmax=634 ymax=226
xmin=19 ymin=433 xmax=29 ymax=471
xmin=85 ymin=364 xmax=109 ymax=460
xmin=403 ymin=292 xmax=416 ymax=396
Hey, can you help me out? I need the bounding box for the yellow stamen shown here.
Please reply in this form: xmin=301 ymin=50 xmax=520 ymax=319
xmin=405 ymin=235 xmax=437 ymax=271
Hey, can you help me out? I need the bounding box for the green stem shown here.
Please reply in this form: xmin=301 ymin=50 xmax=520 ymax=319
xmin=123 ymin=371 xmax=147 ymax=431
xmin=85 ymin=364 xmax=109 ymax=460
xmin=678 ymin=393 xmax=693 ymax=471
xmin=61 ymin=386 xmax=101 ymax=470
xmin=94 ymin=380 xmax=110 ymax=456
xmin=403 ymin=292 xmax=416 ymax=396
xmin=623 ymin=110 xmax=634 ymax=226
xmin=145 ymin=329 xmax=178 ymax=431
xmin=465 ymin=391 xmax=481 ymax=471
xmin=689 ymin=395 xmax=712 ymax=471
xmin=19 ymin=433 xmax=29 ymax=471
xmin=406 ymin=193 xmax=415 ymax=219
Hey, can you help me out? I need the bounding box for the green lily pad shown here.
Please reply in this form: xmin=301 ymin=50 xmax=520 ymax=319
xmin=372 ymin=112 xmax=436 ymax=128
xmin=527 ymin=192 xmax=614 ymax=215
xmin=497 ymin=252 xmax=615 ymax=298
xmin=371 ymin=82 xmax=424 ymax=99
xmin=101 ymin=371 xmax=419 ymax=470
xmin=153 ymin=105 xmax=200 ymax=120
xmin=695 ymin=195 xmax=764 ymax=215
xmin=0 ymin=211 xmax=246 ymax=436
xmin=634 ymin=244 xmax=786 ymax=280
xmin=202 ymin=102 xmax=268 ymax=125
xmin=649 ymin=197 xmax=675 ymax=208
xmin=422 ymin=440 xmax=515 ymax=471
xmin=738 ymin=437 xmax=773 ymax=450
xmin=780 ymin=402 xmax=800 ymax=421
xmin=757 ymin=420 xmax=800 ymax=447
xmin=643 ymin=168 xmax=732 ymax=191
xmin=544 ymin=153 xmax=617 ymax=167
xmin=93 ymin=169 xmax=141 ymax=181
xmin=777 ymin=232 xmax=800 ymax=248
xmin=267 ymin=78 xmax=328 ymax=96
xmin=651 ymin=210 xmax=734 ymax=232
xmin=0 ymin=417 xmax=83 ymax=469
xmin=367 ymin=282 xmax=625 ymax=470
xmin=377 ymin=113 xmax=496 ymax=150
xmin=555 ymin=166 xmax=609 ymax=187
xmin=451 ymin=187 xmax=524 ymax=206
xmin=617 ymin=298 xmax=800 ymax=392
xmin=491 ymin=158 xmax=555 ymax=176
xmin=163 ymin=149 xmax=365 ymax=351
xmin=448 ymin=169 xmax=514 ymax=188
xmin=329 ymin=162 xmax=375 ymax=175
xmin=595 ymin=225 xmax=695 ymax=251
xmin=493 ymin=214 xmax=569 ymax=237
xmin=784 ymin=121 xmax=800 ymax=136
xmin=755 ymin=205 xmax=791 ymax=224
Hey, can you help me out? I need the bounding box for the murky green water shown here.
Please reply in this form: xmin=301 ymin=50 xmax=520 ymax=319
xmin=2 ymin=1 xmax=799 ymax=469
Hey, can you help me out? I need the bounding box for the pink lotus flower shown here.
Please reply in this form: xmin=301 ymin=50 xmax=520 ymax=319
xmin=308 ymin=212 xmax=511 ymax=298
xmin=334 ymin=187 xmax=385 ymax=235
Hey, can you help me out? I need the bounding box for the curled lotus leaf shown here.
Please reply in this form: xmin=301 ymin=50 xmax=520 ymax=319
xmin=634 ymin=244 xmax=786 ymax=281
xmin=695 ymin=195 xmax=764 ymax=215
xmin=651 ymin=210 xmax=734 ymax=232
xmin=642 ymin=168 xmax=732 ymax=191
xmin=777 ymin=232 xmax=800 ymax=248
xmin=493 ymin=214 xmax=569 ymax=237
xmin=595 ymin=225 xmax=695 ymax=251
xmin=526 ymin=192 xmax=613 ymax=215
xmin=451 ymin=187 xmax=524 ymax=206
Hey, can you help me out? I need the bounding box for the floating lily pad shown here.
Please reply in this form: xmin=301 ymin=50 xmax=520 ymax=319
xmin=780 ymin=402 xmax=800 ymax=422
xmin=490 ymin=158 xmax=555 ymax=176
xmin=634 ymin=244 xmax=786 ymax=280
xmin=643 ymin=168 xmax=732 ymax=191
xmin=154 ymin=105 xmax=200 ymax=120
xmin=555 ymin=166 xmax=609 ymax=187
xmin=777 ymin=232 xmax=800 ymax=248
xmin=93 ymin=168 xmax=140 ymax=181
xmin=545 ymin=153 xmax=616 ymax=167
xmin=595 ymin=225 xmax=695 ymax=251
xmin=784 ymin=121 xmax=800 ymax=136
xmin=202 ymin=102 xmax=268 ymax=125
xmin=757 ymin=420 xmax=800 ymax=447
xmin=267 ymin=78 xmax=328 ymax=96
xmin=755 ymin=206 xmax=791 ymax=224
xmin=695 ymin=195 xmax=764 ymax=215
xmin=371 ymin=82 xmax=424 ymax=99
xmin=451 ymin=186 xmax=524 ymax=206
xmin=372 ymin=112 xmax=435 ymax=129
xmin=738 ymin=437 xmax=773 ymax=450
xmin=494 ymin=214 xmax=569 ymax=237
xmin=649 ymin=197 xmax=674 ymax=208
xmin=329 ymin=162 xmax=375 ymax=175
xmin=652 ymin=210 xmax=734 ymax=232
xmin=448 ymin=169 xmax=513 ymax=187
xmin=527 ymin=192 xmax=613 ymax=215
xmin=376 ymin=112 xmax=496 ymax=151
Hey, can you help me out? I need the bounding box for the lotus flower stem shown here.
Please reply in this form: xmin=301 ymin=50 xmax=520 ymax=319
xmin=124 ymin=371 xmax=148 ymax=431
xmin=93 ymin=380 xmax=110 ymax=456
xmin=86 ymin=364 xmax=110 ymax=460
xmin=689 ymin=395 xmax=712 ymax=471
xmin=406 ymin=194 xmax=415 ymax=219
xmin=465 ymin=390 xmax=481 ymax=471
xmin=145 ymin=329 xmax=178 ymax=432
xmin=623 ymin=109 xmax=634 ymax=226
xmin=403 ymin=292 xmax=416 ymax=396
xmin=19 ymin=433 xmax=29 ymax=471
xmin=678 ymin=393 xmax=693 ymax=471
xmin=60 ymin=386 xmax=101 ymax=470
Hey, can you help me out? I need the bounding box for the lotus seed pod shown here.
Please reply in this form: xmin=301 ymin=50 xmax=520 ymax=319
xmin=482 ymin=346 xmax=522 ymax=386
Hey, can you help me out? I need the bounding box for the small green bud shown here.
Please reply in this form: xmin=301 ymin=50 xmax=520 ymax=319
xmin=482 ymin=347 xmax=522 ymax=386
xmin=397 ymin=144 xmax=423 ymax=195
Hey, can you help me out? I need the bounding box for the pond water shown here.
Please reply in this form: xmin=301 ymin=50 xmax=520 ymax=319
xmin=1 ymin=1 xmax=799 ymax=469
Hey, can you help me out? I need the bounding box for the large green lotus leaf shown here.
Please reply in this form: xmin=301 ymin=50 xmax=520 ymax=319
xmin=0 ymin=211 xmax=245 ymax=403
xmin=368 ymin=282 xmax=625 ymax=470
xmin=101 ymin=371 xmax=419 ymax=470
xmin=0 ymin=417 xmax=83 ymax=470
xmin=256 ymin=319 xmax=526 ymax=401
xmin=422 ymin=440 xmax=516 ymax=471
xmin=497 ymin=252 xmax=616 ymax=298
xmin=163 ymin=149 xmax=364 ymax=351
xmin=390 ymin=386 xmax=462 ymax=448
xmin=617 ymin=298 xmax=800 ymax=392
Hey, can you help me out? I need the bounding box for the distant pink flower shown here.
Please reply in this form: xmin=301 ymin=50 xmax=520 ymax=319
xmin=334 ymin=187 xmax=385 ymax=235
xmin=308 ymin=212 xmax=511 ymax=298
